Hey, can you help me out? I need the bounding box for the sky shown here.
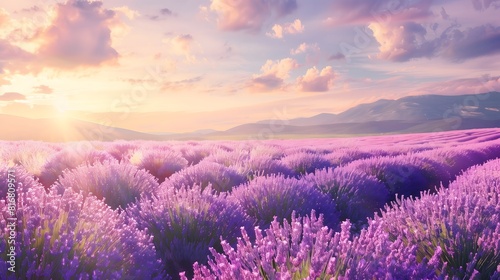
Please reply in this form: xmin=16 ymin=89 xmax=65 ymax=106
xmin=0 ymin=0 xmax=499 ymax=133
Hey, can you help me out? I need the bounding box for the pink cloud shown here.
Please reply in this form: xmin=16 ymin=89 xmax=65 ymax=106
xmin=412 ymin=75 xmax=500 ymax=95
xmin=369 ymin=22 xmax=500 ymax=62
xmin=114 ymin=6 xmax=141 ymax=20
xmin=290 ymin=42 xmax=319 ymax=55
xmin=33 ymin=85 xmax=54 ymax=94
xmin=267 ymin=19 xmax=304 ymax=38
xmin=329 ymin=0 xmax=434 ymax=26
xmin=471 ymin=0 xmax=500 ymax=11
xmin=0 ymin=8 xmax=9 ymax=28
xmin=0 ymin=92 xmax=26 ymax=101
xmin=209 ymin=0 xmax=297 ymax=32
xmin=297 ymin=66 xmax=335 ymax=92
xmin=0 ymin=40 xmax=36 ymax=74
xmin=35 ymin=0 xmax=119 ymax=69
xmin=369 ymin=22 xmax=435 ymax=62
xmin=250 ymin=58 xmax=299 ymax=92
xmin=166 ymin=34 xmax=196 ymax=62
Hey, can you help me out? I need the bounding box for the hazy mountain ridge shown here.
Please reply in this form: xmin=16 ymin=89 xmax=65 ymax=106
xmin=1 ymin=92 xmax=499 ymax=141
xmin=276 ymin=92 xmax=500 ymax=126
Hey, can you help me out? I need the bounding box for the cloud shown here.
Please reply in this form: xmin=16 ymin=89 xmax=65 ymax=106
xmin=329 ymin=0 xmax=434 ymax=26
xmin=0 ymin=8 xmax=9 ymax=28
xmin=471 ymin=0 xmax=500 ymax=11
xmin=369 ymin=22 xmax=500 ymax=62
xmin=441 ymin=24 xmax=500 ymax=61
xmin=161 ymin=76 xmax=203 ymax=91
xmin=147 ymin=8 xmax=177 ymax=20
xmin=209 ymin=0 xmax=298 ymax=32
xmin=250 ymin=58 xmax=298 ymax=92
xmin=33 ymin=85 xmax=53 ymax=94
xmin=297 ymin=66 xmax=335 ymax=92
xmin=328 ymin=52 xmax=346 ymax=61
xmin=114 ymin=6 xmax=140 ymax=20
xmin=267 ymin=19 xmax=304 ymax=38
xmin=167 ymin=34 xmax=196 ymax=61
xmin=35 ymin=0 xmax=119 ymax=69
xmin=412 ymin=75 xmax=500 ymax=95
xmin=369 ymin=22 xmax=436 ymax=62
xmin=0 ymin=92 xmax=26 ymax=101
xmin=290 ymin=43 xmax=319 ymax=55
xmin=0 ymin=40 xmax=36 ymax=74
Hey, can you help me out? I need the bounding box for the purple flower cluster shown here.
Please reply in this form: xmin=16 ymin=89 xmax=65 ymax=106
xmin=230 ymin=174 xmax=339 ymax=229
xmin=344 ymin=154 xmax=450 ymax=198
xmin=189 ymin=210 xmax=439 ymax=279
xmin=126 ymin=185 xmax=254 ymax=278
xmin=129 ymin=147 xmax=188 ymax=183
xmin=0 ymin=169 xmax=163 ymax=279
xmin=53 ymin=161 xmax=159 ymax=210
xmin=162 ymin=161 xmax=246 ymax=193
xmin=0 ymin=128 xmax=499 ymax=279
xmin=304 ymin=167 xmax=388 ymax=226
xmin=280 ymin=151 xmax=332 ymax=175
xmin=38 ymin=146 xmax=115 ymax=188
xmin=375 ymin=158 xmax=500 ymax=279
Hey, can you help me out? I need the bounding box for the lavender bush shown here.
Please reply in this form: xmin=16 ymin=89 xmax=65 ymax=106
xmin=0 ymin=177 xmax=163 ymax=279
xmin=53 ymin=161 xmax=159 ymax=210
xmin=38 ymin=147 xmax=115 ymax=188
xmin=129 ymin=147 xmax=188 ymax=183
xmin=304 ymin=167 xmax=388 ymax=226
xmin=345 ymin=154 xmax=450 ymax=198
xmin=230 ymin=174 xmax=339 ymax=229
xmin=127 ymin=185 xmax=254 ymax=278
xmin=162 ymin=161 xmax=246 ymax=193
xmin=189 ymin=211 xmax=439 ymax=279
xmin=280 ymin=152 xmax=332 ymax=176
xmin=375 ymin=159 xmax=500 ymax=279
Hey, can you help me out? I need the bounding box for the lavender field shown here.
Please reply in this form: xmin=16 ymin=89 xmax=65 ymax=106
xmin=1 ymin=128 xmax=500 ymax=279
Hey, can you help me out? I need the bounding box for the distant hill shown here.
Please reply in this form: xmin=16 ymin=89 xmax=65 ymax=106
xmin=0 ymin=114 xmax=165 ymax=142
xmin=274 ymin=92 xmax=500 ymax=126
xmin=1 ymin=92 xmax=499 ymax=141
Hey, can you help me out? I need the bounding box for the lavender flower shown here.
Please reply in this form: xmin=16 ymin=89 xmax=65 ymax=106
xmin=162 ymin=161 xmax=246 ymax=193
xmin=38 ymin=146 xmax=115 ymax=188
xmin=127 ymin=185 xmax=254 ymax=278
xmin=374 ymin=159 xmax=500 ymax=279
xmin=129 ymin=147 xmax=188 ymax=183
xmin=0 ymin=179 xmax=163 ymax=279
xmin=304 ymin=167 xmax=388 ymax=226
xmin=189 ymin=210 xmax=438 ymax=279
xmin=53 ymin=161 xmax=159 ymax=210
xmin=345 ymin=154 xmax=450 ymax=198
xmin=230 ymin=174 xmax=339 ymax=229
xmin=280 ymin=152 xmax=332 ymax=176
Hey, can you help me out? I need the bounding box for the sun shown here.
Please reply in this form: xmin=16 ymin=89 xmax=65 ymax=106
xmin=56 ymin=107 xmax=68 ymax=119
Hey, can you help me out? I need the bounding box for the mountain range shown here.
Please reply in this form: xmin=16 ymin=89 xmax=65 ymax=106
xmin=1 ymin=92 xmax=499 ymax=141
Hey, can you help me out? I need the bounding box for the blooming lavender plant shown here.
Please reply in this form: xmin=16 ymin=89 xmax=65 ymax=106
xmin=375 ymin=159 xmax=500 ymax=279
xmin=0 ymin=176 xmax=164 ymax=279
xmin=0 ymin=165 xmax=40 ymax=199
xmin=189 ymin=210 xmax=439 ymax=279
xmin=126 ymin=185 xmax=254 ymax=279
xmin=3 ymin=142 xmax=59 ymax=177
xmin=304 ymin=167 xmax=388 ymax=226
xmin=104 ymin=141 xmax=140 ymax=161
xmin=129 ymin=147 xmax=188 ymax=183
xmin=53 ymin=161 xmax=159 ymax=210
xmin=280 ymin=151 xmax=332 ymax=176
xmin=38 ymin=147 xmax=115 ymax=188
xmin=162 ymin=161 xmax=246 ymax=193
xmin=345 ymin=154 xmax=450 ymax=199
xmin=230 ymin=174 xmax=339 ymax=229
